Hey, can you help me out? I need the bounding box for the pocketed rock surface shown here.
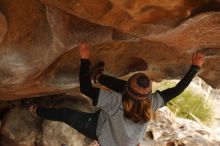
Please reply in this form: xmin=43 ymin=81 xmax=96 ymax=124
xmin=0 ymin=0 xmax=220 ymax=100
xmin=142 ymin=107 xmax=220 ymax=146
xmin=0 ymin=0 xmax=220 ymax=146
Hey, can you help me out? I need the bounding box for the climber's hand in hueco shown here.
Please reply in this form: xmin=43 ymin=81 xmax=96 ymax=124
xmin=79 ymin=41 xmax=90 ymax=59
xmin=192 ymin=51 xmax=205 ymax=68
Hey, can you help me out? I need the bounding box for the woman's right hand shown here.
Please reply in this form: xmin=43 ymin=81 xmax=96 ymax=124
xmin=79 ymin=41 xmax=90 ymax=59
xmin=192 ymin=51 xmax=205 ymax=68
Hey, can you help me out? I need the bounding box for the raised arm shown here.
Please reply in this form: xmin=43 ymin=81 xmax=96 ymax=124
xmin=79 ymin=42 xmax=100 ymax=106
xmin=97 ymin=74 xmax=127 ymax=93
xmin=159 ymin=51 xmax=205 ymax=104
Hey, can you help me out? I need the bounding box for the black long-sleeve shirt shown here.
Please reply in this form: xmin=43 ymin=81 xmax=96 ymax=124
xmin=80 ymin=59 xmax=200 ymax=105
xmin=80 ymin=59 xmax=100 ymax=105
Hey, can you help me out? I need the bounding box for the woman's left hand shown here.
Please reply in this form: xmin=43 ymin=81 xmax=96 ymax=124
xmin=192 ymin=51 xmax=205 ymax=68
xmin=79 ymin=41 xmax=90 ymax=59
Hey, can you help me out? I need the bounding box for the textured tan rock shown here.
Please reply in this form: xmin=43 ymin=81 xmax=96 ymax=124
xmin=142 ymin=107 xmax=220 ymax=146
xmin=0 ymin=11 xmax=7 ymax=44
xmin=39 ymin=0 xmax=209 ymax=36
xmin=0 ymin=0 xmax=219 ymax=100
xmin=0 ymin=107 xmax=42 ymax=146
xmin=40 ymin=120 xmax=87 ymax=146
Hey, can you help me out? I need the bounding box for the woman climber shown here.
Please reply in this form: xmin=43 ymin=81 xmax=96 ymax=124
xmin=29 ymin=42 xmax=205 ymax=146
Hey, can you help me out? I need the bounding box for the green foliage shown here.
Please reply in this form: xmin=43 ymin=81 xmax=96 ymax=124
xmin=153 ymin=80 xmax=215 ymax=125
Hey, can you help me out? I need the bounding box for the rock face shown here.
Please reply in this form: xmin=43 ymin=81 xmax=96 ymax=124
xmin=0 ymin=0 xmax=219 ymax=100
xmin=41 ymin=120 xmax=87 ymax=146
xmin=0 ymin=1 xmax=220 ymax=145
xmin=0 ymin=107 xmax=42 ymax=146
xmin=0 ymin=95 xmax=96 ymax=146
xmin=0 ymin=11 xmax=7 ymax=44
xmin=142 ymin=107 xmax=220 ymax=146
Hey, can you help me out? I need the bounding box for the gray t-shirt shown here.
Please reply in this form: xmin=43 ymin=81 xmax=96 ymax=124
xmin=96 ymin=90 xmax=165 ymax=146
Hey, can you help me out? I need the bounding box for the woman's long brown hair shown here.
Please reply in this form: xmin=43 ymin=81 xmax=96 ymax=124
xmin=122 ymin=92 xmax=151 ymax=123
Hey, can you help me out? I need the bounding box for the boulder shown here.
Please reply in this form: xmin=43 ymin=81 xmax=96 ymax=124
xmin=40 ymin=120 xmax=88 ymax=146
xmin=0 ymin=107 xmax=41 ymax=146
xmin=0 ymin=0 xmax=219 ymax=100
xmin=142 ymin=107 xmax=220 ymax=146
xmin=0 ymin=0 xmax=220 ymax=145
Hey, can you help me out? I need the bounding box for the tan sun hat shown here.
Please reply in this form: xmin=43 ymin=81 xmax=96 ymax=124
xmin=126 ymin=73 xmax=152 ymax=100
